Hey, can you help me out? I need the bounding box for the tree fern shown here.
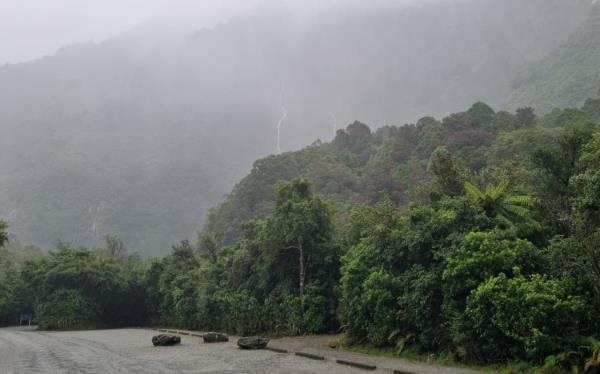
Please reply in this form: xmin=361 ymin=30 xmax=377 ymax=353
xmin=464 ymin=180 xmax=538 ymax=226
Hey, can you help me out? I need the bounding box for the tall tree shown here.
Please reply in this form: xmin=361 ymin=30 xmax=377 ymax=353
xmin=533 ymin=122 xmax=599 ymax=234
xmin=516 ymin=107 xmax=536 ymax=127
xmin=198 ymin=231 xmax=223 ymax=263
xmin=0 ymin=221 xmax=8 ymax=248
xmin=428 ymin=146 xmax=465 ymax=198
xmin=263 ymin=178 xmax=333 ymax=304
xmin=104 ymin=234 xmax=126 ymax=260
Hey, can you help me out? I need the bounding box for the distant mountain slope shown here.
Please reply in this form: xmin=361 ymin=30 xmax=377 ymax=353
xmin=0 ymin=0 xmax=592 ymax=254
xmin=506 ymin=4 xmax=600 ymax=113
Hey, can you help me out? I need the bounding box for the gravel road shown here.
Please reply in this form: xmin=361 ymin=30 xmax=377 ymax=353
xmin=0 ymin=326 xmax=369 ymax=374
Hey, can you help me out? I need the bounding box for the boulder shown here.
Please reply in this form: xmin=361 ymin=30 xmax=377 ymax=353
xmin=237 ymin=337 xmax=270 ymax=350
xmin=203 ymin=332 xmax=229 ymax=343
xmin=152 ymin=334 xmax=181 ymax=346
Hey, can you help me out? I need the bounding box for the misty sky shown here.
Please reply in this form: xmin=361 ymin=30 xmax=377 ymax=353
xmin=0 ymin=0 xmax=445 ymax=65
xmin=0 ymin=0 xmax=264 ymax=64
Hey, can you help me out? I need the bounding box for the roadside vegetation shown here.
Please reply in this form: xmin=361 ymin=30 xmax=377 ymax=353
xmin=2 ymin=93 xmax=600 ymax=372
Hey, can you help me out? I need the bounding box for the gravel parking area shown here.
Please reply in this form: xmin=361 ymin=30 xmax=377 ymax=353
xmin=0 ymin=326 xmax=369 ymax=374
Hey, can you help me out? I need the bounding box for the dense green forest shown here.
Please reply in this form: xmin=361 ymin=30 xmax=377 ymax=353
xmin=3 ymin=92 xmax=600 ymax=372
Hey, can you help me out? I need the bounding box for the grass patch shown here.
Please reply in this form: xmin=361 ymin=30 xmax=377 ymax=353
xmin=343 ymin=344 xmax=540 ymax=373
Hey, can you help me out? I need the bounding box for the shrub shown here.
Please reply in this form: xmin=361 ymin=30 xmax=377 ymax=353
xmin=36 ymin=289 xmax=95 ymax=330
xmin=283 ymin=281 xmax=330 ymax=335
xmin=212 ymin=289 xmax=263 ymax=335
xmin=396 ymin=265 xmax=445 ymax=350
xmin=360 ymin=270 xmax=401 ymax=346
xmin=465 ymin=273 xmax=592 ymax=361
xmin=443 ymin=231 xmax=540 ymax=314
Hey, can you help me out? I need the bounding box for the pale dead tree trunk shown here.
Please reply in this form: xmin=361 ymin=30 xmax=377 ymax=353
xmin=285 ymin=239 xmax=309 ymax=312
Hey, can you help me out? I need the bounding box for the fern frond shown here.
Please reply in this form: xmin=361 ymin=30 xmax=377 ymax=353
xmin=464 ymin=181 xmax=484 ymax=200
xmin=487 ymin=180 xmax=509 ymax=200
xmin=505 ymin=195 xmax=538 ymax=207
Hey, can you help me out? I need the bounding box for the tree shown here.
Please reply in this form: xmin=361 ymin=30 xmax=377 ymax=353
xmin=333 ymin=121 xmax=372 ymax=163
xmin=464 ymin=180 xmax=536 ymax=226
xmin=516 ymin=107 xmax=536 ymax=127
xmin=154 ymin=241 xmax=200 ymax=328
xmin=532 ymin=121 xmax=599 ymax=234
xmin=0 ymin=221 xmax=8 ymax=248
xmin=567 ymin=134 xmax=600 ymax=298
xmin=263 ymin=178 xmax=334 ymax=306
xmin=467 ymin=102 xmax=495 ymax=128
xmin=198 ymin=230 xmax=223 ymax=263
xmin=416 ymin=117 xmax=444 ymax=158
xmin=104 ymin=234 xmax=126 ymax=260
xmin=428 ymin=147 xmax=465 ymax=198
xmin=492 ymin=110 xmax=519 ymax=132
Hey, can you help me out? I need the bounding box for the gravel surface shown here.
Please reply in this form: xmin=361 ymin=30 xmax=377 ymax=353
xmin=0 ymin=327 xmax=482 ymax=374
xmin=0 ymin=326 xmax=369 ymax=374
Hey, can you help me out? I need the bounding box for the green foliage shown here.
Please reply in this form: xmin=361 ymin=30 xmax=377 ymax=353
xmin=36 ymin=289 xmax=95 ymax=330
xmin=153 ymin=241 xmax=200 ymax=328
xmin=333 ymin=121 xmax=373 ymax=164
xmin=466 ymin=274 xmax=592 ymax=361
xmin=516 ymin=107 xmax=537 ymax=128
xmin=396 ymin=265 xmax=444 ymax=350
xmin=416 ymin=117 xmax=444 ymax=158
xmin=571 ymin=133 xmax=600 ymax=228
xmin=211 ymin=289 xmax=263 ymax=335
xmin=141 ymin=178 xmax=339 ymax=336
xmin=467 ymin=102 xmax=495 ymax=129
xmin=463 ymin=180 xmax=538 ymax=228
xmin=533 ymin=121 xmax=600 ymax=235
xmin=0 ymin=255 xmax=21 ymax=326
xmin=341 ymin=242 xmax=388 ymax=339
xmin=443 ymin=231 xmax=541 ymax=313
xmin=0 ymin=239 xmax=148 ymax=330
xmin=360 ymin=270 xmax=401 ymax=346
xmin=428 ymin=147 xmax=465 ymax=198
xmin=283 ymin=282 xmax=331 ymax=335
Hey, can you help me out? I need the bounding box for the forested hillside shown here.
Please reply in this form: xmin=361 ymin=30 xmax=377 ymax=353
xmin=203 ymin=99 xmax=600 ymax=245
xmin=3 ymin=92 xmax=600 ymax=371
xmin=0 ymin=0 xmax=593 ymax=254
xmin=507 ymin=4 xmax=600 ymax=113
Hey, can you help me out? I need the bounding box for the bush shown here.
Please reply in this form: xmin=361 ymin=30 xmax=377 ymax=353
xmin=283 ymin=281 xmax=330 ymax=335
xmin=397 ymin=265 xmax=445 ymax=350
xmin=359 ymin=270 xmax=401 ymax=346
xmin=465 ymin=273 xmax=592 ymax=362
xmin=443 ymin=231 xmax=540 ymax=314
xmin=0 ymin=256 xmax=22 ymax=326
xmin=212 ymin=290 xmax=263 ymax=335
xmin=340 ymin=241 xmax=383 ymax=339
xmin=36 ymin=289 xmax=95 ymax=330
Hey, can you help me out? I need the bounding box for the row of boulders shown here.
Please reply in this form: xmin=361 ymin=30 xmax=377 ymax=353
xmin=152 ymin=332 xmax=269 ymax=350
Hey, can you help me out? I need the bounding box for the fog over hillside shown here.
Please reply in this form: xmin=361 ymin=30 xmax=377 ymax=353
xmin=0 ymin=0 xmax=595 ymax=255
